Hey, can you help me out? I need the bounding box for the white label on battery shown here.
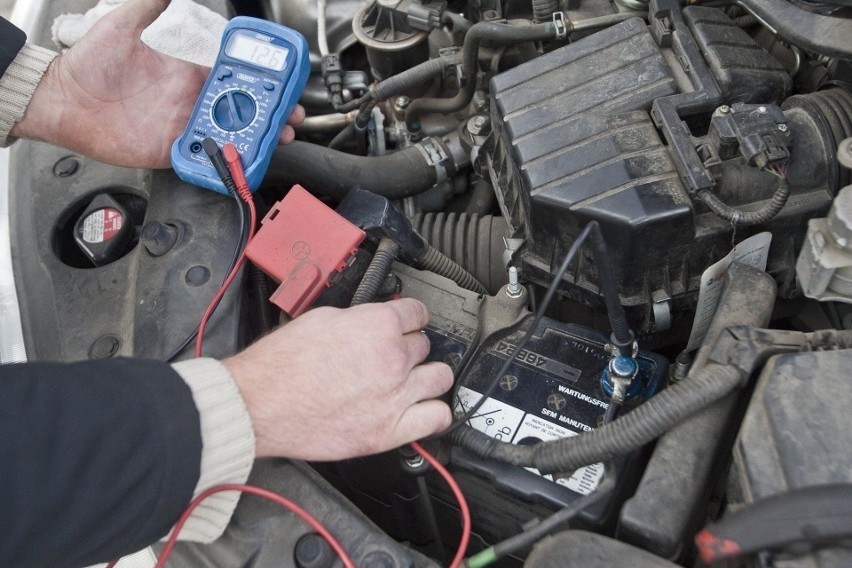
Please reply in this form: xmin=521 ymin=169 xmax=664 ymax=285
xmin=82 ymin=207 xmax=124 ymax=244
xmin=457 ymin=386 xmax=525 ymax=442
xmin=686 ymin=232 xmax=772 ymax=351
xmin=457 ymin=387 xmax=603 ymax=495
xmin=513 ymin=414 xmax=604 ymax=495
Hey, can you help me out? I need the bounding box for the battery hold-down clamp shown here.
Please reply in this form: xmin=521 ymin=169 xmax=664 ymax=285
xmin=245 ymin=185 xmax=366 ymax=317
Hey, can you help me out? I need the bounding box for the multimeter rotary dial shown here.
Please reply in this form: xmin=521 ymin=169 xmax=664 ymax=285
xmin=212 ymin=89 xmax=257 ymax=131
xmin=171 ymin=17 xmax=310 ymax=194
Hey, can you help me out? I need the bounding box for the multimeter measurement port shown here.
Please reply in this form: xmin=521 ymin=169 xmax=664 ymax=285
xmin=171 ymin=17 xmax=310 ymax=194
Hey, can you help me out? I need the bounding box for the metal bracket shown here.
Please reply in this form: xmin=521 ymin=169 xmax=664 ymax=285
xmin=415 ymin=138 xmax=450 ymax=183
xmin=552 ymin=12 xmax=568 ymax=40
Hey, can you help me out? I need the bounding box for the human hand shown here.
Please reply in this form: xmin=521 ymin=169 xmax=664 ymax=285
xmin=223 ymin=299 xmax=454 ymax=461
xmin=11 ymin=0 xmax=305 ymax=169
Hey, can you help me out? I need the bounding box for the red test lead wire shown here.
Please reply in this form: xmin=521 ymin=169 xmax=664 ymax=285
xmin=194 ymin=144 xmax=257 ymax=358
xmin=222 ymin=143 xmax=252 ymax=203
xmin=410 ymin=441 xmax=472 ymax=568
xmin=109 ymin=448 xmax=463 ymax=568
xmin=155 ymin=484 xmax=356 ymax=568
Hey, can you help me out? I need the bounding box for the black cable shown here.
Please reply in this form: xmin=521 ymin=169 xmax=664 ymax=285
xmin=451 ymin=363 xmax=745 ymax=473
xmin=602 ymin=402 xmax=620 ymax=424
xmin=415 ymin=245 xmax=488 ymax=295
xmin=163 ymin=194 xmax=248 ymax=361
xmin=335 ymin=92 xmax=371 ymax=114
xmin=438 ymin=222 xmax=598 ymax=437
xmin=163 ymin=138 xmax=249 ymax=361
xmin=697 ymin=168 xmax=790 ymax=227
xmin=351 ymin=99 xmax=377 ymax=155
xmin=588 ymin=225 xmax=633 ymax=352
xmin=250 ymin=264 xmax=277 ymax=332
xmin=351 ymin=238 xmax=400 ymax=305
xmin=484 ymin=470 xmax=616 ymax=563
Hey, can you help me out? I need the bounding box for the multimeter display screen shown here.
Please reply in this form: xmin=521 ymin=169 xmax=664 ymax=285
xmin=226 ymin=32 xmax=289 ymax=71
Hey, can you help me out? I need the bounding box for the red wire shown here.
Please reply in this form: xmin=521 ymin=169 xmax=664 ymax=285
xmin=155 ymin=484 xmax=356 ymax=568
xmin=194 ymin=146 xmax=257 ymax=358
xmin=108 ymin=448 xmax=465 ymax=568
xmin=410 ymin=441 xmax=471 ymax=568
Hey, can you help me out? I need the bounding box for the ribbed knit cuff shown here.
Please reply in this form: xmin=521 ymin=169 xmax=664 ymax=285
xmin=170 ymin=358 xmax=256 ymax=542
xmin=0 ymin=43 xmax=58 ymax=147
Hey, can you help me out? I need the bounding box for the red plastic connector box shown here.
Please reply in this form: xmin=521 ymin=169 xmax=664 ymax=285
xmin=245 ymin=185 xmax=365 ymax=317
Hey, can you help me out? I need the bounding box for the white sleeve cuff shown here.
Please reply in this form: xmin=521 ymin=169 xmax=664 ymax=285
xmin=0 ymin=43 xmax=58 ymax=147
xmin=170 ymin=358 xmax=256 ymax=542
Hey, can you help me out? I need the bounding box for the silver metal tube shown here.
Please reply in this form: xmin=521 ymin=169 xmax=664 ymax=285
xmin=294 ymin=112 xmax=354 ymax=133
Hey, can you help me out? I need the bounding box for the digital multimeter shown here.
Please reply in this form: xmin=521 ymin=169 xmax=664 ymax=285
xmin=171 ymin=17 xmax=310 ymax=194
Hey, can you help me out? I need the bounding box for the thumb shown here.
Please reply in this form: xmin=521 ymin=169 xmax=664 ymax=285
xmin=105 ymin=0 xmax=171 ymax=37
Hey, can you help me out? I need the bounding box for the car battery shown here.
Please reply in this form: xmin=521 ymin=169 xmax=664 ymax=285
xmin=395 ymin=263 xmax=667 ymax=538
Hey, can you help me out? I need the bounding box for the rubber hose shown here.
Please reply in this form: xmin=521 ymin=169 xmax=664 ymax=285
xmin=697 ymin=178 xmax=790 ymax=226
xmin=734 ymin=14 xmax=759 ymax=27
xmin=411 ymin=213 xmax=508 ymax=295
xmin=329 ymin=123 xmax=355 ymax=150
xmin=588 ymin=226 xmax=634 ymax=351
xmin=451 ymin=363 xmax=744 ymax=474
xmin=532 ymin=0 xmax=558 ymax=23
xmin=783 ymin=89 xmax=852 ymax=189
xmin=405 ymin=22 xmax=556 ymax=130
xmin=441 ymin=11 xmax=473 ymax=35
xmin=351 ymin=238 xmax=400 ymax=305
xmin=265 ymin=141 xmax=439 ymax=200
xmin=371 ymin=53 xmax=463 ymax=102
xmin=416 ymin=245 xmax=488 ymax=294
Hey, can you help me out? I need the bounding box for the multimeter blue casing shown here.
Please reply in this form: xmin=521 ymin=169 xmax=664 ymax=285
xmin=171 ymin=17 xmax=310 ymax=194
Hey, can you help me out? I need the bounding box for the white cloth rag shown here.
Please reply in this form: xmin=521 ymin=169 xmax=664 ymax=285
xmin=51 ymin=0 xmax=227 ymax=67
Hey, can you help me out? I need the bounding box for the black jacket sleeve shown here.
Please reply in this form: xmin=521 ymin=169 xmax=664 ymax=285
xmin=0 ymin=358 xmax=202 ymax=568
xmin=0 ymin=17 xmax=26 ymax=78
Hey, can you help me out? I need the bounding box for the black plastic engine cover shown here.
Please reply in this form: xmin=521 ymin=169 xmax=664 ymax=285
xmin=484 ymin=13 xmax=838 ymax=336
xmin=732 ymin=350 xmax=852 ymax=567
xmin=486 ymin=17 xmax=682 ymax=244
xmin=684 ymin=7 xmax=791 ymax=105
xmin=485 ymin=18 xmax=692 ymax=317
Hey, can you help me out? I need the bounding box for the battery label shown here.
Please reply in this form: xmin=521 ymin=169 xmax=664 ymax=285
xmin=457 ymin=386 xmax=604 ymax=495
xmin=491 ymin=340 xmax=582 ymax=383
xmin=81 ymin=207 xmax=124 ymax=243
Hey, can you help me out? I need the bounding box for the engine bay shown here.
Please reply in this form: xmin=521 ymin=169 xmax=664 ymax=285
xmin=4 ymin=0 xmax=852 ymax=565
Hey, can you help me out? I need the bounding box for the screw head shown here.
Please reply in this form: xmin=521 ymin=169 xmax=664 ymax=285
xmin=718 ymin=105 xmax=731 ymax=114
xmin=394 ymin=96 xmax=410 ymax=110
xmin=499 ymin=375 xmax=519 ymax=391
xmin=467 ymin=115 xmax=488 ymax=136
xmin=546 ymin=393 xmax=567 ymax=411
xmin=778 ymin=124 xmax=788 ymax=132
xmin=758 ymin=106 xmax=767 ymax=113
xmin=53 ymin=156 xmax=80 ymax=177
